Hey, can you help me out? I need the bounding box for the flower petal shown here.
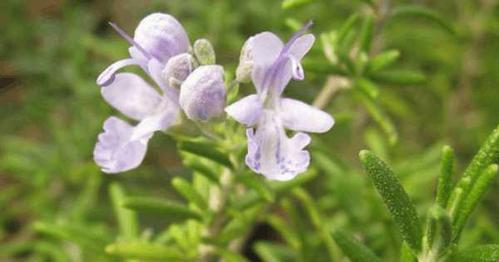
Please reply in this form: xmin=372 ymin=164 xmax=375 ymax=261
xmin=289 ymin=34 xmax=315 ymax=60
xmin=93 ymin=117 xmax=151 ymax=173
xmin=245 ymin=111 xmax=311 ymax=181
xmin=225 ymin=94 xmax=263 ymax=126
xmin=130 ymin=101 xmax=179 ymax=141
xmin=133 ymin=13 xmax=190 ymax=63
xmin=96 ymin=58 xmax=139 ymax=86
xmin=101 ymin=73 xmax=162 ymax=121
xmin=279 ymin=98 xmax=334 ymax=133
xmin=250 ymin=32 xmax=284 ymax=92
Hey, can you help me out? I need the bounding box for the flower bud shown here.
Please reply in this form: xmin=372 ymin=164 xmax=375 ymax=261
xmin=235 ymin=37 xmax=254 ymax=83
xmin=133 ymin=13 xmax=190 ymax=63
xmin=179 ymin=65 xmax=226 ymax=121
xmin=193 ymin=39 xmax=216 ymax=65
xmin=162 ymin=53 xmax=197 ymax=88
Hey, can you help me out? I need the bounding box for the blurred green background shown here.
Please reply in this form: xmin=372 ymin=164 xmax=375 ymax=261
xmin=0 ymin=0 xmax=498 ymax=261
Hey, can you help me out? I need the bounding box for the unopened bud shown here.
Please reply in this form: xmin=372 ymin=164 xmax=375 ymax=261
xmin=162 ymin=53 xmax=197 ymax=88
xmin=179 ymin=65 xmax=226 ymax=121
xmin=193 ymin=39 xmax=216 ymax=65
xmin=235 ymin=37 xmax=254 ymax=83
xmin=133 ymin=13 xmax=190 ymax=63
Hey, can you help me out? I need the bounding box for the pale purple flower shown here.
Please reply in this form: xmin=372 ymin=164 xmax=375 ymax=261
xmin=179 ymin=65 xmax=226 ymax=121
xmin=226 ymin=22 xmax=334 ymax=181
xmin=93 ymin=13 xmax=189 ymax=173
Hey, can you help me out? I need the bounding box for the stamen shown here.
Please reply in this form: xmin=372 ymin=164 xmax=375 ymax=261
xmin=108 ymin=22 xmax=152 ymax=60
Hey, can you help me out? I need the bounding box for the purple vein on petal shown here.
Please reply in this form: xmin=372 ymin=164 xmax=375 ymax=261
xmin=108 ymin=22 xmax=152 ymax=60
xmin=260 ymin=20 xmax=313 ymax=94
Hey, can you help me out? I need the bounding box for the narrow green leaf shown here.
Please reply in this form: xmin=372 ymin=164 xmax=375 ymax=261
xmin=355 ymin=90 xmax=398 ymax=144
xmin=285 ymin=18 xmax=302 ymax=31
xmin=234 ymin=170 xmax=317 ymax=210
xmin=106 ymin=242 xmax=187 ymax=261
xmin=453 ymin=164 xmax=498 ymax=239
xmin=424 ymin=205 xmax=452 ymax=254
xmin=122 ymin=197 xmax=202 ymax=221
xmin=272 ymin=169 xmax=317 ymax=193
xmin=332 ymin=230 xmax=381 ymax=262
xmin=267 ymin=215 xmax=301 ymax=250
xmin=359 ymin=14 xmax=375 ymax=53
xmin=33 ymin=222 xmax=107 ymax=254
xmin=370 ymin=70 xmax=426 ymax=85
xmin=184 ymin=158 xmax=220 ymax=184
xmin=214 ymin=206 xmax=261 ymax=244
xmin=178 ymin=141 xmax=232 ymax=167
xmin=172 ymin=177 xmax=208 ymax=210
xmin=449 ymin=244 xmax=499 ymax=262
xmin=109 ymin=183 xmax=138 ymax=240
xmin=447 ymin=184 xmax=466 ymax=218
xmin=302 ymin=59 xmax=347 ymax=75
xmin=281 ymin=0 xmax=315 ymax=9
xmin=400 ymin=242 xmax=417 ymax=262
xmin=254 ymin=242 xmax=298 ymax=262
xmin=293 ymin=188 xmax=339 ymax=261
xmin=455 ymin=124 xmax=499 ymax=196
xmin=215 ymin=247 xmax=249 ymax=262
xmin=236 ymin=173 xmax=275 ymax=202
xmin=34 ymin=241 xmax=72 ymax=262
xmin=391 ymin=5 xmax=457 ymax=35
xmin=359 ymin=150 xmax=422 ymax=252
xmin=366 ymin=50 xmax=400 ymax=73
xmin=337 ymin=13 xmax=360 ymax=46
xmin=356 ymin=78 xmax=380 ymax=99
xmin=436 ymin=145 xmax=455 ymax=208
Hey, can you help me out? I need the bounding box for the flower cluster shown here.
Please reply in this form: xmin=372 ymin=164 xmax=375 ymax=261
xmin=94 ymin=13 xmax=225 ymax=173
xmin=94 ymin=13 xmax=334 ymax=180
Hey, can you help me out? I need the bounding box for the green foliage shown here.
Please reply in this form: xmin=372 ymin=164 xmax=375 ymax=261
xmin=360 ymin=150 xmax=423 ymax=252
xmin=390 ymin=5 xmax=457 ymax=36
xmin=106 ymin=242 xmax=189 ymax=261
xmin=436 ymin=146 xmax=455 ymax=208
xmin=350 ymin=125 xmax=499 ymax=261
xmin=449 ymin=245 xmax=499 ymax=262
xmin=123 ymin=197 xmax=203 ymax=221
xmin=332 ymin=230 xmax=382 ymax=262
